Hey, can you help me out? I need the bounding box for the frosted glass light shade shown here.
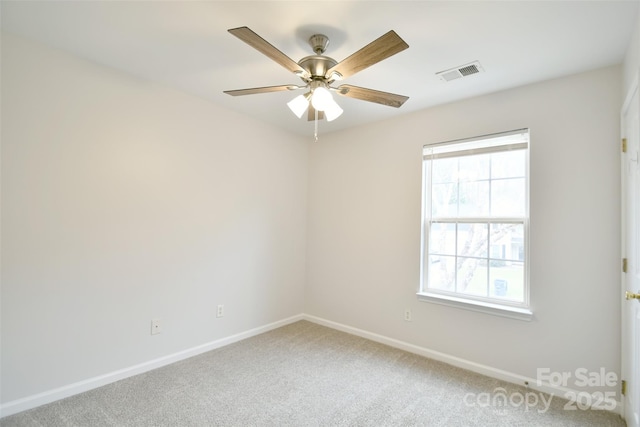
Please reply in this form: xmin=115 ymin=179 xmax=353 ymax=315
xmin=311 ymin=86 xmax=332 ymax=111
xmin=287 ymin=94 xmax=310 ymax=118
xmin=324 ymin=99 xmax=343 ymax=122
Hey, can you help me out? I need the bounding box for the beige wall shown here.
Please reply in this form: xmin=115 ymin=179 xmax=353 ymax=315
xmin=306 ymin=65 xmax=622 ymax=393
xmin=1 ymin=33 xmax=308 ymax=403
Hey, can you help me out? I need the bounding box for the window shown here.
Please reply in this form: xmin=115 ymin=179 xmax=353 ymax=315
xmin=419 ymin=129 xmax=531 ymax=320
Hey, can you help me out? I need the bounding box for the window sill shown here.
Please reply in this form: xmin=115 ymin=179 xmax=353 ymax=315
xmin=416 ymin=292 xmax=533 ymax=321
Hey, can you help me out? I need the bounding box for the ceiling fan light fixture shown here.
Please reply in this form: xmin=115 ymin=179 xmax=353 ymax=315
xmin=287 ymin=92 xmax=311 ymax=118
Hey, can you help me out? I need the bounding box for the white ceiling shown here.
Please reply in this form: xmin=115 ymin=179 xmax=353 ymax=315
xmin=2 ymin=1 xmax=639 ymax=137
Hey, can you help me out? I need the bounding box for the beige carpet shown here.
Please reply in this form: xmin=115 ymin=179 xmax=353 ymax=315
xmin=1 ymin=320 xmax=626 ymax=426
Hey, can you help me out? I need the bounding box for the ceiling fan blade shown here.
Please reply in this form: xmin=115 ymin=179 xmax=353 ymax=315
xmin=307 ymin=105 xmax=325 ymax=121
xmin=224 ymin=85 xmax=301 ymax=96
xmin=325 ymin=30 xmax=408 ymax=80
xmin=336 ymin=84 xmax=409 ymax=108
xmin=229 ymin=27 xmax=309 ymax=79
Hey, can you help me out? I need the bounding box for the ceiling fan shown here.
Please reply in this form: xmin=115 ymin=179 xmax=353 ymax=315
xmin=223 ymin=26 xmax=410 ymax=127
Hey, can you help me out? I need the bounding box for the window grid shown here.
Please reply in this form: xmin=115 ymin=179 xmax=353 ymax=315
xmin=426 ymin=219 xmax=525 ymax=305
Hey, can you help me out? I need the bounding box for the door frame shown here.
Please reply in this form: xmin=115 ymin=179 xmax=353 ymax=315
xmin=621 ymin=71 xmax=639 ymax=427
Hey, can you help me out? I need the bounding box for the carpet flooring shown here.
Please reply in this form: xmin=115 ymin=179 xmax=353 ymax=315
xmin=1 ymin=320 xmax=627 ymax=426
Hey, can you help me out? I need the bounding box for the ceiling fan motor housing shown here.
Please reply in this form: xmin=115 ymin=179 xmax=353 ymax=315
xmin=298 ymin=55 xmax=338 ymax=81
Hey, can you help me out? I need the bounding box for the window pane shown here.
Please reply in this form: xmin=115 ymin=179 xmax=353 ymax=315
xmin=431 ymin=158 xmax=457 ymax=184
xmin=456 ymin=257 xmax=487 ymax=296
xmin=459 ymin=154 xmax=490 ymax=181
xmin=458 ymin=181 xmax=489 ymax=217
xmin=490 ymin=223 xmax=524 ymax=261
xmin=491 ymin=150 xmax=525 ymax=179
xmin=432 ymin=183 xmax=458 ymax=217
xmin=428 ymin=255 xmax=455 ymax=291
xmin=429 ymin=222 xmax=456 ymax=255
xmin=490 ymin=178 xmax=525 ymax=216
xmin=457 ymin=223 xmax=488 ymax=258
xmin=489 ymin=262 xmax=524 ymax=302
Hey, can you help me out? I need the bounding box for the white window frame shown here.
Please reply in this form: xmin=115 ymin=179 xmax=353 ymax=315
xmin=418 ymin=129 xmax=533 ymax=321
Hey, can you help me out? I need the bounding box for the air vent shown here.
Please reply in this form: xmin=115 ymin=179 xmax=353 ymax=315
xmin=436 ymin=61 xmax=484 ymax=82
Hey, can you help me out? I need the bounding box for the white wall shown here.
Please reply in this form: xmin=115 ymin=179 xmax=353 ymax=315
xmin=306 ymin=65 xmax=622 ymax=393
xmin=623 ymin=7 xmax=640 ymax=96
xmin=1 ymin=33 xmax=308 ymax=403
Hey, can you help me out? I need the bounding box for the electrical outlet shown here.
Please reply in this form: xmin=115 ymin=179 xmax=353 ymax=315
xmin=216 ymin=304 xmax=224 ymax=318
xmin=151 ymin=318 xmax=162 ymax=335
xmin=404 ymin=309 xmax=412 ymax=322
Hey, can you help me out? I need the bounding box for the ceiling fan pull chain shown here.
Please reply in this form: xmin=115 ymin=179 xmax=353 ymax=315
xmin=314 ymin=109 xmax=319 ymax=142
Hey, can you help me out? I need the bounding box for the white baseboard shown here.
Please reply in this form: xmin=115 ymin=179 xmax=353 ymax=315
xmin=0 ymin=314 xmax=304 ymax=418
xmin=303 ymin=314 xmax=623 ymax=416
xmin=2 ymin=313 xmax=622 ymax=418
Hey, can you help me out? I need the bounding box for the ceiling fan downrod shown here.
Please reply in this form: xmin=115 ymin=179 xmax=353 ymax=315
xmin=308 ymin=34 xmax=330 ymax=55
